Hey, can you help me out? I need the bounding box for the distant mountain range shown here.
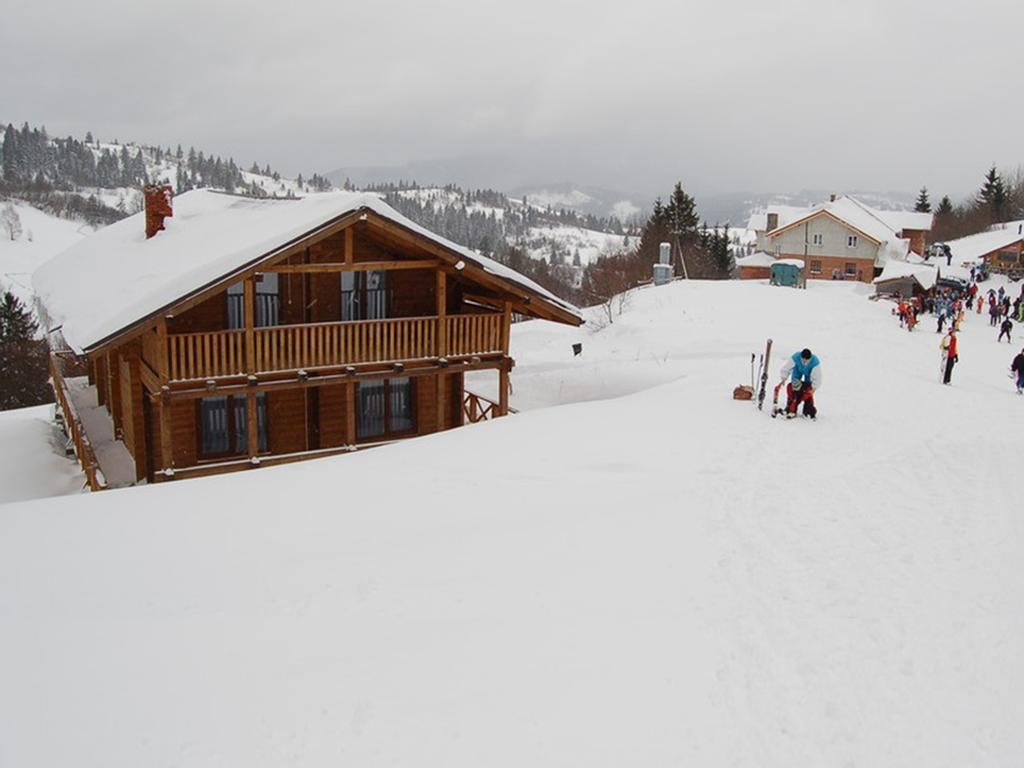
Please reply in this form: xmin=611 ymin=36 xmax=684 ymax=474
xmin=329 ymin=157 xmax=920 ymax=230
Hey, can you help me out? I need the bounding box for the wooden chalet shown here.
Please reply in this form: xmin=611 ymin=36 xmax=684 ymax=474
xmin=34 ymin=186 xmax=582 ymax=488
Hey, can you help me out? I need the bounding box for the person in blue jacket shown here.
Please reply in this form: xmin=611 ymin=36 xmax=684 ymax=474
xmin=779 ymin=348 xmax=822 ymax=418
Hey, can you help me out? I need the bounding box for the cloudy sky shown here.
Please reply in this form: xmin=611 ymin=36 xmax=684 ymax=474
xmin=2 ymin=0 xmax=1021 ymax=200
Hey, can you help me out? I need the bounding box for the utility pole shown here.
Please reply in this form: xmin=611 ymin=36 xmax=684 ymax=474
xmin=671 ymin=209 xmax=690 ymax=280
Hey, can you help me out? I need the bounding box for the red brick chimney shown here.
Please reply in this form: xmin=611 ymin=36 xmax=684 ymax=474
xmin=144 ymin=184 xmax=174 ymax=239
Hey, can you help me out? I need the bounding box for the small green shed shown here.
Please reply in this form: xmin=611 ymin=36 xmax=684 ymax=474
xmin=770 ymin=259 xmax=806 ymax=289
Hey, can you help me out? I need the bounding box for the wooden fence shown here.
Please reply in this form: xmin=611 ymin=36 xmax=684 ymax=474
xmin=50 ymin=357 xmax=106 ymax=491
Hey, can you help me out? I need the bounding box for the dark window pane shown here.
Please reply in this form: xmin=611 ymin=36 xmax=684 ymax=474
xmin=200 ymin=397 xmax=229 ymax=455
xmin=357 ymin=379 xmax=386 ymax=439
xmin=227 ymin=280 xmax=278 ymax=329
xmin=341 ymin=272 xmax=357 ymax=321
xmin=365 ymin=271 xmax=388 ymax=320
xmin=341 ymin=272 xmax=388 ymax=321
xmin=389 ymin=377 xmax=413 ymax=433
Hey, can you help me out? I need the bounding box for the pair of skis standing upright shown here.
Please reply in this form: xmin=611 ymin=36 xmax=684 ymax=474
xmin=752 ymin=338 xmax=783 ymax=415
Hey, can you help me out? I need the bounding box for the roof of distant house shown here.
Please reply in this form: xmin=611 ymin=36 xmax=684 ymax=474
xmin=943 ymin=222 xmax=1024 ymax=264
xmin=746 ymin=205 xmax=812 ymax=233
xmin=33 ymin=190 xmax=583 ymax=353
xmin=873 ymin=261 xmax=938 ymax=290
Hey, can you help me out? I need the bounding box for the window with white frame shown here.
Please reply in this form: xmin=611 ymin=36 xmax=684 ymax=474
xmin=812 ymin=233 xmax=823 ymax=246
xmin=847 ymin=235 xmax=859 ymax=248
xmin=810 ymin=260 xmax=822 ymax=275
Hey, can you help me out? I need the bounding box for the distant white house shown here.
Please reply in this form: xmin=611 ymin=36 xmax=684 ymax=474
xmin=747 ymin=195 xmax=933 ymax=283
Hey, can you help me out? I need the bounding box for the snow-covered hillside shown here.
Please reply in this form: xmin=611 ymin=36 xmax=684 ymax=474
xmin=4 ymin=278 xmax=1024 ymax=766
xmin=0 ymin=201 xmax=93 ymax=306
xmin=385 ymin=185 xmax=631 ymax=269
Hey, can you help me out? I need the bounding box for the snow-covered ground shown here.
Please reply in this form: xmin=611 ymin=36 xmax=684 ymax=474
xmin=0 ymin=405 xmax=85 ymax=502
xmin=3 ymin=278 xmax=1024 ymax=766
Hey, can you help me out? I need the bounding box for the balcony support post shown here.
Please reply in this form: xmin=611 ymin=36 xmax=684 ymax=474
xmin=156 ymin=317 xmax=170 ymax=386
xmin=436 ymin=270 xmax=447 ymax=429
xmin=244 ymin=278 xmax=256 ymax=375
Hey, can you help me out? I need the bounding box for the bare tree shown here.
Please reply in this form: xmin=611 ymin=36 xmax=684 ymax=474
xmin=581 ymin=252 xmax=634 ymax=325
xmin=0 ymin=203 xmax=22 ymax=241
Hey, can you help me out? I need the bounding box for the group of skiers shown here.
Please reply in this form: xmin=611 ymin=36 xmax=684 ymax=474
xmin=756 ymin=272 xmax=1024 ymax=421
xmin=889 ymin=275 xmax=1024 ymax=387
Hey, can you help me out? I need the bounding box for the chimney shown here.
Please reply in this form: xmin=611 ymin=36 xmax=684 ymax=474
xmin=766 ymin=212 xmax=779 ymax=231
xmin=829 ymin=194 xmax=837 ymax=203
xmin=144 ymin=184 xmax=174 ymax=239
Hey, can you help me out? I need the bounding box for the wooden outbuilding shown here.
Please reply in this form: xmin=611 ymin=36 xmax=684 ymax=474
xmin=34 ymin=187 xmax=583 ymax=487
xmin=735 ymin=251 xmax=775 ymax=280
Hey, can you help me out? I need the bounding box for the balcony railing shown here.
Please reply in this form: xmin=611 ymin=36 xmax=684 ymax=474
xmin=166 ymin=313 xmax=504 ymax=381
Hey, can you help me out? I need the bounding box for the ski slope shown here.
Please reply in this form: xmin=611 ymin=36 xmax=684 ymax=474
xmin=3 ymin=279 xmax=1024 ymax=766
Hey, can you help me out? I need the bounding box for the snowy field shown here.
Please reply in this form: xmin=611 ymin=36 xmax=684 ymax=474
xmin=0 ymin=405 xmax=85 ymax=503
xmin=3 ymin=279 xmax=1024 ymax=766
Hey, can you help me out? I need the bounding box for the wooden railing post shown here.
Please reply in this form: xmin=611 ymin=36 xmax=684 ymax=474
xmin=436 ymin=270 xmax=447 ymax=357
xmin=244 ymin=278 xmax=256 ymax=374
xmin=501 ymin=301 xmax=512 ymax=355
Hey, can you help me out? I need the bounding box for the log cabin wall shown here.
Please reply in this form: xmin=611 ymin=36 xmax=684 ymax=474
xmin=168 ymin=293 xmax=227 ymax=334
xmin=309 ymin=233 xmax=343 ymax=323
xmin=268 ymin=389 xmax=307 ymax=455
xmin=148 ymin=398 xmax=198 ymax=472
xmin=94 ymin=354 xmax=108 ymax=407
xmin=116 ymin=343 xmax=148 ymax=481
xmin=108 ymin=347 xmax=124 ymax=433
xmin=318 ymin=383 xmax=350 ymax=448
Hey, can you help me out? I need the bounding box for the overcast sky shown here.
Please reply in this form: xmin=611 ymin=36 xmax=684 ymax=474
xmin=2 ymin=0 xmax=1021 ymax=201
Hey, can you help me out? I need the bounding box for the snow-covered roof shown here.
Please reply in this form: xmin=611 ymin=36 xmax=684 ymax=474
xmin=873 ymin=261 xmax=938 ymax=290
xmin=735 ymin=251 xmax=776 ymax=268
xmin=774 ymin=258 xmax=805 ymax=268
xmin=33 ymin=190 xmax=583 ymax=352
xmin=943 ymin=224 xmax=1024 ymax=264
xmin=873 ymin=209 xmax=934 ymax=233
xmin=746 ymin=204 xmax=811 ymax=233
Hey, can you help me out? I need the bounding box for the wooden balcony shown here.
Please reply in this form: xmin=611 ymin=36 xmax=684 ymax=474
xmin=166 ymin=313 xmax=505 ymax=382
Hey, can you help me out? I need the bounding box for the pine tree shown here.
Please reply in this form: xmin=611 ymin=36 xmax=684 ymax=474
xmin=0 ymin=292 xmax=52 ymax=410
xmin=2 ymin=123 xmax=19 ymax=181
xmin=936 ymin=195 xmax=954 ymax=217
xmin=979 ymin=165 xmax=1008 ymax=221
xmin=914 ymin=187 xmax=931 ymax=213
